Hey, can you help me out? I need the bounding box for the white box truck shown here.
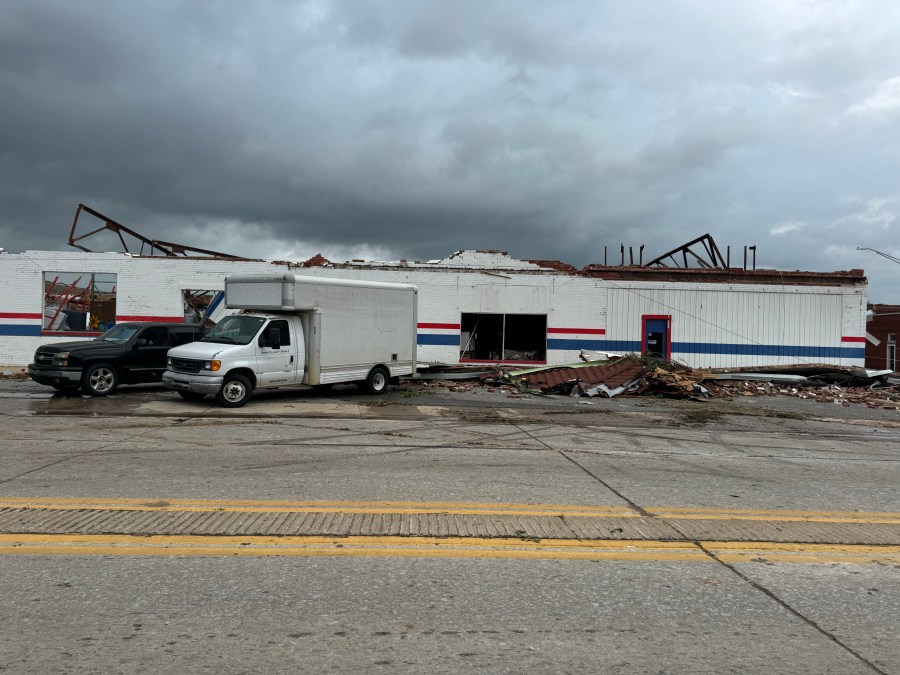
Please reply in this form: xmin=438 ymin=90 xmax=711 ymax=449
xmin=162 ymin=274 xmax=418 ymax=407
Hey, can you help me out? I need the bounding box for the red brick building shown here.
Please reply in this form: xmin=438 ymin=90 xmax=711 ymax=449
xmin=866 ymin=304 xmax=900 ymax=372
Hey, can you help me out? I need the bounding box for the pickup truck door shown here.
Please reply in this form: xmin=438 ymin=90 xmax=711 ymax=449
xmin=120 ymin=326 xmax=173 ymax=382
xmin=255 ymin=319 xmax=297 ymax=386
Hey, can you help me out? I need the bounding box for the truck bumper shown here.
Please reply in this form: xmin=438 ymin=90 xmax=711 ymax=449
xmin=28 ymin=365 xmax=82 ymax=386
xmin=162 ymin=371 xmax=224 ymax=395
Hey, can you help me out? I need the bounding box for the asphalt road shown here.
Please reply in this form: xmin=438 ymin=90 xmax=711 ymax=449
xmin=0 ymin=378 xmax=898 ymax=674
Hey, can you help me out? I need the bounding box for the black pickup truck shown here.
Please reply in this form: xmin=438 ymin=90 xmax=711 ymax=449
xmin=28 ymin=322 xmax=204 ymax=396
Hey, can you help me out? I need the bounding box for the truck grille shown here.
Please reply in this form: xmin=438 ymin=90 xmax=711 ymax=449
xmin=171 ymin=358 xmax=201 ymax=374
xmin=33 ymin=350 xmax=55 ymax=366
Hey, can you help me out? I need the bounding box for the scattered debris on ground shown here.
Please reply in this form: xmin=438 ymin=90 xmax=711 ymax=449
xmin=410 ymin=357 xmax=900 ymax=409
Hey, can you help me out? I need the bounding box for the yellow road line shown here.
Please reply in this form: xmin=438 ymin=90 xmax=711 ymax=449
xmin=0 ymin=497 xmax=897 ymax=524
xmin=0 ymin=534 xmax=897 ymax=564
xmin=703 ymin=541 xmax=900 ymax=565
xmin=0 ymin=497 xmax=639 ymax=518
xmin=648 ymin=510 xmax=900 ymax=525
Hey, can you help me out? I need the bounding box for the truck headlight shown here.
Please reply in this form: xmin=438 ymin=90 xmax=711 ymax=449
xmin=205 ymin=360 xmax=221 ymax=371
xmin=167 ymin=357 xmax=173 ymax=368
xmin=52 ymin=352 xmax=70 ymax=367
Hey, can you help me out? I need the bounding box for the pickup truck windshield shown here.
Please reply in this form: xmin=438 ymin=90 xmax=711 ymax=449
xmin=201 ymin=316 xmax=266 ymax=345
xmin=97 ymin=325 xmax=141 ymax=344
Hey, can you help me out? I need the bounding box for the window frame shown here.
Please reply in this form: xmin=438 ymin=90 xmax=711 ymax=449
xmin=459 ymin=312 xmax=547 ymax=365
xmin=258 ymin=319 xmax=291 ymax=349
xmin=41 ymin=271 xmax=117 ymax=337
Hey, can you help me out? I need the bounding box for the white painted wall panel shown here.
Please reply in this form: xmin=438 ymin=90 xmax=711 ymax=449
xmin=0 ymin=251 xmax=865 ymax=369
xmin=605 ymin=281 xmax=864 ymax=368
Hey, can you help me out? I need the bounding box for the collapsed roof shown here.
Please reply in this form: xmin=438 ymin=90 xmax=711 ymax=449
xmin=64 ymin=203 xmax=866 ymax=286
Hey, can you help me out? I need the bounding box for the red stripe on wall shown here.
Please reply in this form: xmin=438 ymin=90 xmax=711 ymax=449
xmin=0 ymin=312 xmax=42 ymax=320
xmin=840 ymin=336 xmax=866 ymax=343
xmin=418 ymin=323 xmax=461 ymax=330
xmin=116 ymin=315 xmax=185 ymax=323
xmin=547 ymin=328 xmax=606 ymax=335
xmin=40 ymin=331 xmax=102 ymax=337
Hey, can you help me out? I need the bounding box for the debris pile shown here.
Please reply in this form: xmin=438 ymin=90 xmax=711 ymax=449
xmin=707 ymin=380 xmax=900 ymax=409
xmin=491 ymin=356 xmax=714 ymax=400
xmin=413 ymin=357 xmax=899 ymax=408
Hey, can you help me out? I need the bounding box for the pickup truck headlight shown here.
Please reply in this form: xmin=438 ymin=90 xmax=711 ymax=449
xmin=205 ymin=360 xmax=221 ymax=372
xmin=167 ymin=357 xmax=173 ymax=368
xmin=52 ymin=352 xmax=70 ymax=367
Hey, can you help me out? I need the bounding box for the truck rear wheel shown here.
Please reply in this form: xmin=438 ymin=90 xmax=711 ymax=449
xmin=361 ymin=366 xmax=390 ymax=395
xmin=217 ymin=373 xmax=252 ymax=408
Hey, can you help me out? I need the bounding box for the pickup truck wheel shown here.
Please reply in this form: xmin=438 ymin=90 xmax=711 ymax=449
xmin=82 ymin=363 xmax=118 ymax=396
xmin=217 ymin=374 xmax=252 ymax=408
xmin=361 ymin=366 xmax=390 ymax=395
xmin=177 ymin=391 xmax=207 ymax=402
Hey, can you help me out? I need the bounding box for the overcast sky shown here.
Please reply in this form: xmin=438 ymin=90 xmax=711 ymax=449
xmin=1 ymin=0 xmax=899 ymax=300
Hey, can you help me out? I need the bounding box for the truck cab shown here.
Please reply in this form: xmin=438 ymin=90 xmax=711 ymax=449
xmin=164 ymin=313 xmax=305 ymax=405
xmin=163 ymin=274 xmax=417 ymax=407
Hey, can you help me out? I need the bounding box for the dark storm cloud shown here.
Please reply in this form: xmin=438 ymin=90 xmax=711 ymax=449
xmin=1 ymin=0 xmax=898 ymax=299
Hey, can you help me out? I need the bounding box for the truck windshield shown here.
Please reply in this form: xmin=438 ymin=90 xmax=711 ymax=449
xmin=97 ymin=324 xmax=141 ymax=344
xmin=201 ymin=315 xmax=266 ymax=345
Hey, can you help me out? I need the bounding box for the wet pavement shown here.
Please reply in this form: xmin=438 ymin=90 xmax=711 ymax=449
xmin=0 ymin=375 xmax=898 ymax=673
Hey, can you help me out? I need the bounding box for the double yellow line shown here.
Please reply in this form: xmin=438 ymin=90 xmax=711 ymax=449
xmin=0 ymin=534 xmax=897 ymax=565
xmin=1 ymin=498 xmax=898 ymax=563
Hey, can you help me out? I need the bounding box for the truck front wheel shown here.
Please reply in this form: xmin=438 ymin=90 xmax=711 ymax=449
xmin=361 ymin=366 xmax=390 ymax=395
xmin=82 ymin=363 xmax=119 ymax=396
xmin=217 ymin=374 xmax=252 ymax=407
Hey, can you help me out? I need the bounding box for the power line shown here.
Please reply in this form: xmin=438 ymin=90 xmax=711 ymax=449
xmin=857 ymin=247 xmax=900 ymax=266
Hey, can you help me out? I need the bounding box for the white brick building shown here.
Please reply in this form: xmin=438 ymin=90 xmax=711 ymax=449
xmin=0 ymin=249 xmax=868 ymax=369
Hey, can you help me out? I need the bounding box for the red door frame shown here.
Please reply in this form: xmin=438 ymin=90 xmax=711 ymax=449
xmin=641 ymin=314 xmax=672 ymax=359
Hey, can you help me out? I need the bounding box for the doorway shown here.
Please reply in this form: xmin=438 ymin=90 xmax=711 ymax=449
xmin=642 ymin=315 xmax=671 ymax=359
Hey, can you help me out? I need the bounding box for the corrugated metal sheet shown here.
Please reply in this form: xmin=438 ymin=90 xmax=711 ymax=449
xmin=516 ymin=359 xmax=646 ymax=391
xmin=605 ymin=282 xmax=863 ymax=369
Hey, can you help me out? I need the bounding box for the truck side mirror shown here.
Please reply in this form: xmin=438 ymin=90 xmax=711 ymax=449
xmin=133 ymin=338 xmax=148 ymax=349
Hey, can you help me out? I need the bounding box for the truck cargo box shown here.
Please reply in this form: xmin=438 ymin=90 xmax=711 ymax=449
xmin=225 ymin=274 xmax=418 ymax=382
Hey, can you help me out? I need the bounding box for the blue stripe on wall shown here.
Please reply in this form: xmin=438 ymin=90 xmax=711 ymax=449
xmin=547 ymin=338 xmax=641 ymax=351
xmin=417 ymin=333 xmax=460 ymax=346
xmin=2 ymin=324 xmax=868 ymax=361
xmin=206 ymin=291 xmax=225 ymax=315
xmin=547 ymin=337 xmax=864 ymax=360
xmin=0 ymin=325 xmax=42 ymax=336
xmin=419 ymin=334 xmax=864 ymax=359
xmin=673 ymin=342 xmax=864 ymax=359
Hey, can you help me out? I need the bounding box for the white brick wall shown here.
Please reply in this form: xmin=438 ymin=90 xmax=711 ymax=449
xmin=0 ymin=251 xmax=866 ymax=368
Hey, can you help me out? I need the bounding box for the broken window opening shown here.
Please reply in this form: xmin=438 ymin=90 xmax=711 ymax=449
xmin=42 ymin=272 xmax=117 ymax=334
xmin=459 ymin=313 xmax=547 ymax=363
xmin=182 ymin=289 xmax=221 ymax=325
